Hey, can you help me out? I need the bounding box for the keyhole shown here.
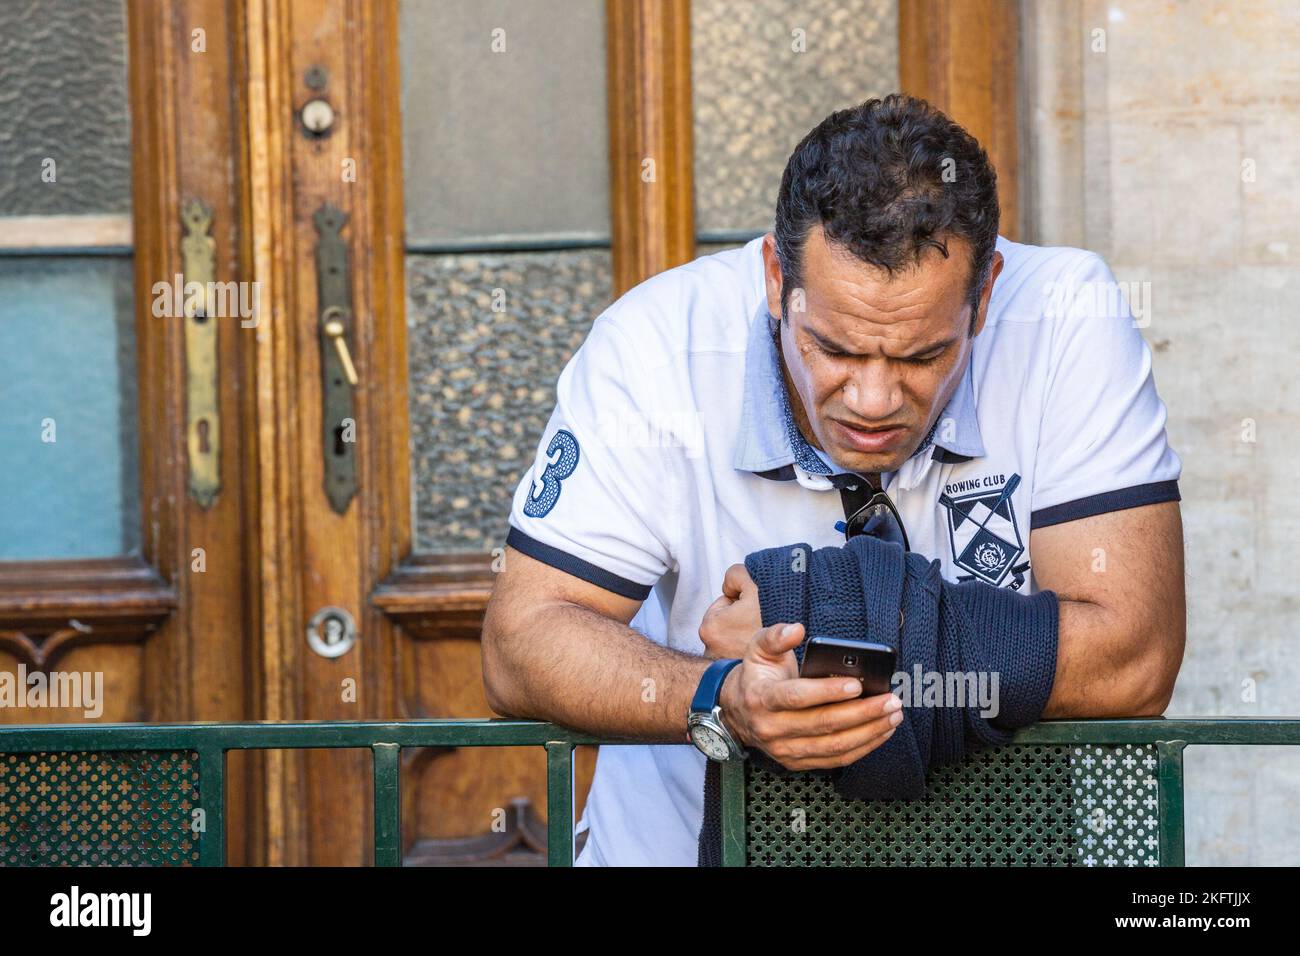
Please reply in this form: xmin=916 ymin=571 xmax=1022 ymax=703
xmin=324 ymin=618 xmax=343 ymax=645
xmin=197 ymin=418 xmax=210 ymax=453
xmin=333 ymin=424 xmax=346 ymax=457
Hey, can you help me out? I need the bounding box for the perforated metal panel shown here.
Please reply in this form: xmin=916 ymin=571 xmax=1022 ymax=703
xmin=747 ymin=744 xmax=1160 ymax=866
xmin=1 ymin=751 xmax=201 ymax=866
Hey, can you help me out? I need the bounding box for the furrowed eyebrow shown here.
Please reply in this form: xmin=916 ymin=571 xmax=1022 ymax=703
xmin=808 ymin=326 xmax=956 ymax=360
xmin=808 ymin=327 xmax=855 ymax=353
xmin=900 ymin=336 xmax=958 ymax=359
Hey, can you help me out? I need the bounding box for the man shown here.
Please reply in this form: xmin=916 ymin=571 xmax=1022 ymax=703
xmin=481 ymin=94 xmax=1185 ymax=866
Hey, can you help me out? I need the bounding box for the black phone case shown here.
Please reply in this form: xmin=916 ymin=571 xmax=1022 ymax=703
xmin=799 ymin=636 xmax=896 ymax=697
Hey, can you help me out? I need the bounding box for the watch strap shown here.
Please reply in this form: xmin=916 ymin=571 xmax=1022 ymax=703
xmin=691 ymin=658 xmax=742 ymax=714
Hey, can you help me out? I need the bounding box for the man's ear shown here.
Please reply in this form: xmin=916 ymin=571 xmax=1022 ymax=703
xmin=970 ymin=250 xmax=1004 ymax=337
xmin=761 ymin=232 xmax=784 ymax=323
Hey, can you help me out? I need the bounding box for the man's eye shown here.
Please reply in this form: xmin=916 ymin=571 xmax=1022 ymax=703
xmin=816 ymin=343 xmax=943 ymax=362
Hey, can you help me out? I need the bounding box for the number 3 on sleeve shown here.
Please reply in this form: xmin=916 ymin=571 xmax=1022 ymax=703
xmin=522 ymin=429 xmax=580 ymax=518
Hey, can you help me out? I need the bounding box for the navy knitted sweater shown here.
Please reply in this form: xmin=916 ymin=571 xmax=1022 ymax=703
xmin=697 ymin=534 xmax=1059 ymax=866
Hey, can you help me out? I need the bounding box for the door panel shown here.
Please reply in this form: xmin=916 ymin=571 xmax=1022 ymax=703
xmin=0 ymin=0 xmax=256 ymax=861
xmin=392 ymin=0 xmax=616 ymax=862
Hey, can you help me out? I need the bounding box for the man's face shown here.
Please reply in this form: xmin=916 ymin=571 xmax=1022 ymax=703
xmin=762 ymin=225 xmax=1003 ymax=474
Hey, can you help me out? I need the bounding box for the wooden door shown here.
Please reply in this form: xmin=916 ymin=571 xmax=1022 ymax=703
xmin=0 ymin=0 xmax=257 ymax=862
xmin=249 ymin=0 xmax=699 ymax=865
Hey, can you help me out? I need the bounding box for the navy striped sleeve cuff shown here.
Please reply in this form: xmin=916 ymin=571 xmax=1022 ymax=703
xmin=1030 ymin=479 xmax=1181 ymax=530
xmin=505 ymin=526 xmax=655 ymax=601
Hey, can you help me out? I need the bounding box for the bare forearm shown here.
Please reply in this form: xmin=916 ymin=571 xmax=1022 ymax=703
xmin=484 ymin=601 xmax=713 ymax=742
xmin=1040 ymin=598 xmax=1183 ymax=718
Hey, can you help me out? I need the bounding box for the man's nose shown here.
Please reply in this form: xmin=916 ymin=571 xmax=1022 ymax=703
xmin=839 ymin=362 xmax=902 ymax=422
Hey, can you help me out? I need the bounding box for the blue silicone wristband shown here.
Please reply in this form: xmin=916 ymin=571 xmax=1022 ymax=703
xmin=691 ymin=658 xmax=743 ymax=714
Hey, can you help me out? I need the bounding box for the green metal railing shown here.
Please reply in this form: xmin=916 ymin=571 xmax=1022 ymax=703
xmin=721 ymin=717 xmax=1300 ymax=867
xmin=2 ymin=718 xmax=1299 ymax=866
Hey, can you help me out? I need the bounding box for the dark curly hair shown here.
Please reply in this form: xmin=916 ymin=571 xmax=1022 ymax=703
xmin=773 ymin=93 xmax=1000 ymax=332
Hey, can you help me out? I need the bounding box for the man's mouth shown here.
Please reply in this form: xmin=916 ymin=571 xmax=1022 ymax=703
xmin=828 ymin=418 xmax=909 ymax=453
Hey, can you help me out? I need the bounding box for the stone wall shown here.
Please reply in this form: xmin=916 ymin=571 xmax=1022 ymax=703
xmin=1022 ymin=0 xmax=1300 ymax=864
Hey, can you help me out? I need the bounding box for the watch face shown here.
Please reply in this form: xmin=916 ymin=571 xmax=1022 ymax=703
xmin=690 ymin=724 xmax=730 ymax=761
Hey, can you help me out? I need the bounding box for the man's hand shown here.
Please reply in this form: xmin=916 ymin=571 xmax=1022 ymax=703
xmin=698 ymin=563 xmax=763 ymax=659
xmin=718 ymin=621 xmax=902 ymax=771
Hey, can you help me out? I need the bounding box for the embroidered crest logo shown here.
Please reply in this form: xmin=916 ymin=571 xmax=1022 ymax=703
xmin=940 ymin=473 xmax=1026 ymax=587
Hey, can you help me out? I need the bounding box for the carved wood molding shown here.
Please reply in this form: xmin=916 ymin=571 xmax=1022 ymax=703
xmin=0 ymin=557 xmax=175 ymax=669
xmin=117 ymin=0 xmax=260 ymax=862
xmin=371 ymin=553 xmax=494 ymax=640
xmin=237 ymin=0 xmax=311 ymax=867
xmin=0 ymin=626 xmax=148 ymax=674
xmin=236 ymin=0 xmax=413 ymax=865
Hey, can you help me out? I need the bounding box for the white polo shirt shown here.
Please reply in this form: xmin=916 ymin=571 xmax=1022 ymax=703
xmin=504 ymin=234 xmax=1182 ymax=867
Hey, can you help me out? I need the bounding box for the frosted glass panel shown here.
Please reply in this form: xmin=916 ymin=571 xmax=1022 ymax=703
xmin=0 ymin=0 xmax=132 ymax=216
xmin=399 ymin=0 xmax=609 ymax=245
xmin=406 ymin=250 xmax=611 ymax=552
xmin=0 ymin=258 xmax=140 ymax=559
xmin=692 ymin=0 xmax=899 ymax=236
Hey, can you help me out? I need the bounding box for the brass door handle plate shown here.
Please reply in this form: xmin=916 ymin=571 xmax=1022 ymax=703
xmin=181 ymin=198 xmax=220 ymax=509
xmin=314 ymin=202 xmax=359 ymax=514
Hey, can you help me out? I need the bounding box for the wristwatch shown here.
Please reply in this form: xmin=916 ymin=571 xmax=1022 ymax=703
xmin=686 ymin=658 xmax=748 ymax=761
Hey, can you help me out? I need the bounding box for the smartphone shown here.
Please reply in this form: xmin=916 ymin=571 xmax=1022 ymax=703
xmin=799 ymin=636 xmax=896 ymax=698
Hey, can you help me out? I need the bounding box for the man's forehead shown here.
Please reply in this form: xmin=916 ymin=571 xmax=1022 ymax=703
xmin=800 ymin=227 xmax=971 ymax=323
